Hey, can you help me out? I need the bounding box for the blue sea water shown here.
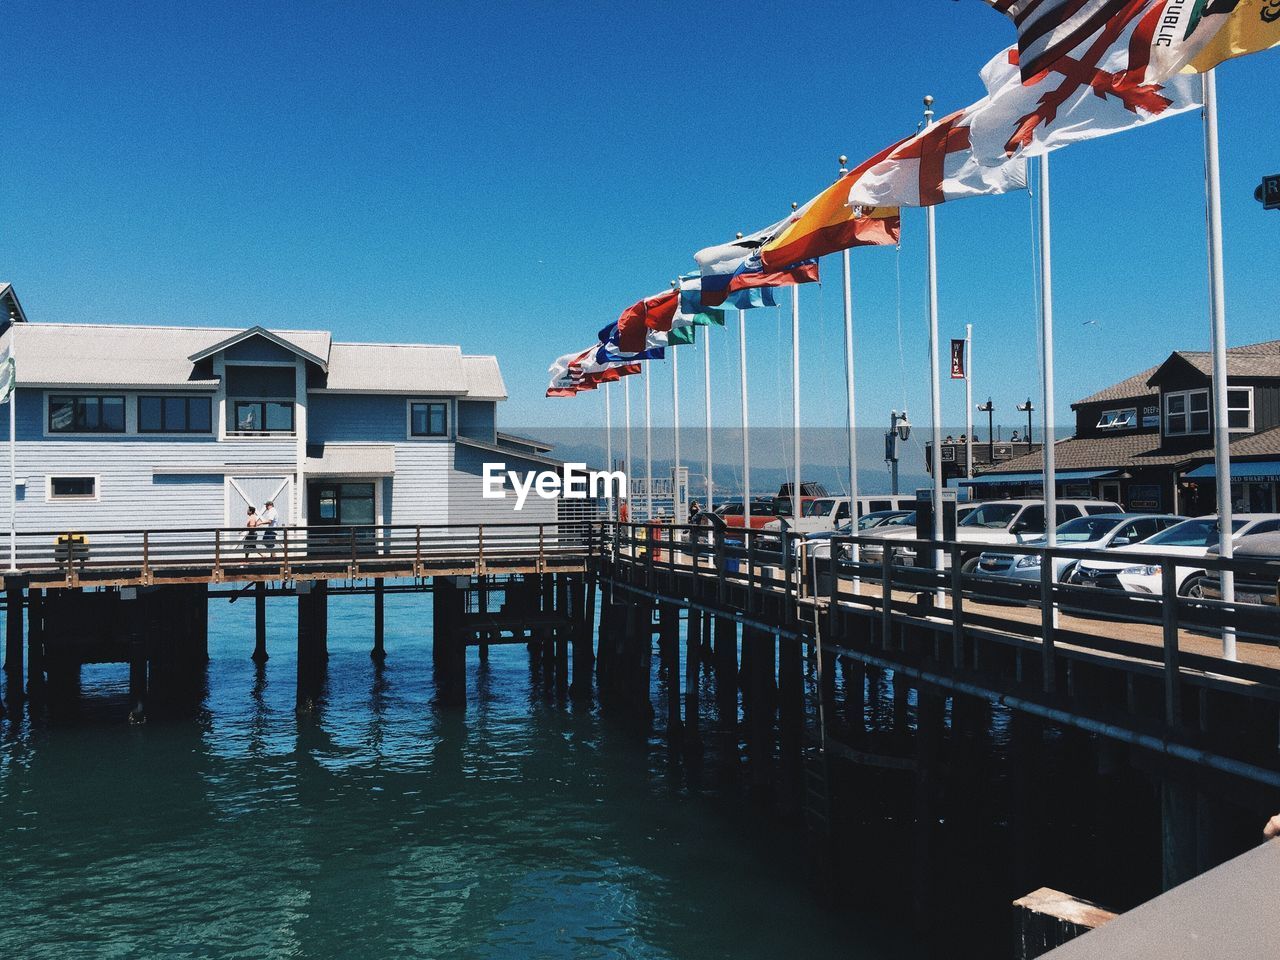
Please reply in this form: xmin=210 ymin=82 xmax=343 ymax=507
xmin=0 ymin=590 xmax=907 ymax=959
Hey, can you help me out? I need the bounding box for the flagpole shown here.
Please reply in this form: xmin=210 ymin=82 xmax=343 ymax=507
xmin=965 ymin=323 xmax=974 ymax=480
xmin=7 ymin=376 xmax=15 ymax=572
xmin=1039 ymin=154 xmax=1059 ymax=630
xmin=790 ymin=202 xmax=802 ymax=549
xmin=924 ymin=96 xmax=944 ymax=582
xmin=704 ymin=319 xmax=713 ymax=511
xmin=671 ymin=331 xmax=682 ymax=523
xmin=1202 ymin=68 xmax=1235 ymax=659
xmin=604 ymin=381 xmax=614 ymax=521
xmin=644 ymin=361 xmax=653 ymax=523
xmin=624 ymin=375 xmax=633 ymax=521
xmin=742 ymin=293 xmax=747 ymax=535
xmin=839 ymin=156 xmax=860 ymax=575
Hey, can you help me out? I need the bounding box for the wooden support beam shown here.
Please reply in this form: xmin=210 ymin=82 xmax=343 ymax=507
xmin=252 ymin=581 xmax=268 ymax=663
xmin=572 ymin=574 xmax=596 ymax=700
xmin=714 ymin=616 xmax=737 ymax=729
xmin=685 ymin=604 xmax=702 ymax=755
xmin=372 ymin=577 xmax=386 ymax=662
xmin=296 ymin=581 xmax=328 ymax=713
xmin=5 ymin=583 xmax=24 ymax=705
xmin=432 ymin=576 xmax=467 ymax=709
xmin=26 ymin=588 xmax=45 ymax=698
xmin=660 ymin=601 xmax=681 ymax=740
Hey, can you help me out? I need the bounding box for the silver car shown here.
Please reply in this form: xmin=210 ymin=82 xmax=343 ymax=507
xmin=976 ymin=513 xmax=1183 ymax=583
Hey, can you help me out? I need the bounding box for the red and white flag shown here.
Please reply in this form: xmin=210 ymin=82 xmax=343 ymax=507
xmin=983 ymin=0 xmax=1234 ymax=85
xmin=847 ymin=105 xmax=1027 ymax=208
xmin=967 ymin=11 xmax=1202 ymax=163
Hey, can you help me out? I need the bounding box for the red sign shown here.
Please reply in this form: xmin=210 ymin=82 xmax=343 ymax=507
xmin=950 ymin=339 xmax=966 ymax=380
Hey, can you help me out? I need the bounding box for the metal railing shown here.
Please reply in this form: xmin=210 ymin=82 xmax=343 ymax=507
xmin=600 ymin=520 xmax=1280 ymax=679
xmin=6 ymin=521 xmax=592 ymax=585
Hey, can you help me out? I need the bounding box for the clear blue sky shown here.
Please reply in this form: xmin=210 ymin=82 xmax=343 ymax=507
xmin=4 ymin=1 xmax=1277 ymax=438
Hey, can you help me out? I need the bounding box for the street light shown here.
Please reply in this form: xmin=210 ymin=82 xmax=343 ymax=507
xmin=885 ymin=409 xmax=912 ymax=494
xmin=977 ymin=398 xmax=995 ymax=462
xmin=1015 ymin=398 xmax=1034 ymax=444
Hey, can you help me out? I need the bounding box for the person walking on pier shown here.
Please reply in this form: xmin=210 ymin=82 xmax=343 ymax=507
xmin=243 ymin=506 xmax=261 ymax=557
xmin=261 ymin=500 xmax=279 ymax=554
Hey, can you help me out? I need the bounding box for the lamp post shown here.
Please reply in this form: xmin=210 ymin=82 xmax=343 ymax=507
xmin=885 ymin=409 xmax=912 ymax=495
xmin=977 ymin=398 xmax=995 ymax=464
xmin=1016 ymin=398 xmax=1034 ymax=445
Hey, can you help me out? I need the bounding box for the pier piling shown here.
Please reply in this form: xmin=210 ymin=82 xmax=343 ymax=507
xmin=5 ymin=583 xmax=24 ymax=704
xmin=252 ymin=582 xmax=268 ymax=664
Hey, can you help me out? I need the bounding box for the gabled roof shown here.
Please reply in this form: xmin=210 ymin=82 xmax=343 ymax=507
xmin=322 ymin=342 xmax=473 ymax=394
xmin=0 ymin=283 xmax=28 ymax=327
xmin=1074 ymin=340 xmax=1280 ymax=408
xmin=187 ymin=325 xmax=330 ymax=371
xmin=980 ymin=425 xmax=1280 ymax=476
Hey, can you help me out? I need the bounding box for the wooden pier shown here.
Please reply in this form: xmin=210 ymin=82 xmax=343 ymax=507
xmin=2 ymin=517 xmax=1278 ymax=949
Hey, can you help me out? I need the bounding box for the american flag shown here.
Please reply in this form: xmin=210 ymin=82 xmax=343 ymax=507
xmin=984 ymin=0 xmax=1149 ymax=82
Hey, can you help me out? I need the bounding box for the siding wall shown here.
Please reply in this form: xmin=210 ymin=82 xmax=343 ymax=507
xmin=457 ymin=401 xmax=496 ymax=444
xmin=447 ymin=444 xmax=557 ymax=527
xmin=1 ymin=388 xmax=294 ymax=533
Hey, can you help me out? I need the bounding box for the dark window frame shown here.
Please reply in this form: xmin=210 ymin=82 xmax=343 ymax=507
xmin=47 ymin=395 xmax=126 ymax=434
xmin=231 ymin=399 xmax=296 ymax=435
xmin=138 ymin=395 xmax=214 ymax=434
xmin=48 ymin=476 xmax=97 ymax=500
xmin=409 ymin=401 xmax=449 ymax=438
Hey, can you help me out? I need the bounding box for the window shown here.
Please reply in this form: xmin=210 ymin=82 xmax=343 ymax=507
xmin=138 ymin=396 xmax=213 ymax=433
xmin=48 ymin=476 xmax=97 ymax=500
xmin=409 ymin=401 xmax=448 ymax=437
xmin=1015 ymin=505 xmax=1046 ymax=534
xmin=1096 ymin=408 xmax=1137 ymax=430
xmin=1247 ymin=519 xmax=1280 ymax=535
xmin=48 ymin=395 xmax=125 ymax=433
xmin=1227 ymin=387 xmax=1253 ymax=433
xmin=1165 ymin=389 xmax=1210 ymax=437
xmin=233 ymin=400 xmax=295 ymax=434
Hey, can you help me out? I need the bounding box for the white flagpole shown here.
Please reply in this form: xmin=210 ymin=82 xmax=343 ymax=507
xmin=1203 ymin=68 xmax=1235 ymax=659
xmin=790 ymin=202 xmax=802 ymax=544
xmin=839 ymin=156 xmax=860 ymax=573
xmin=924 ymin=96 xmax=944 ymax=579
xmin=1039 ymin=154 xmax=1058 ymax=624
xmin=644 ymin=361 xmax=653 ymax=522
xmin=742 ymin=295 xmax=747 ymax=529
xmin=704 ymin=320 xmax=714 ymax=511
xmin=8 ymin=374 xmax=15 ymax=572
xmin=671 ymin=300 xmax=682 ymax=524
xmin=624 ymin=375 xmax=633 ymax=521
xmin=604 ymin=381 xmax=613 ymax=521
xmin=965 ymin=323 xmax=974 ymax=480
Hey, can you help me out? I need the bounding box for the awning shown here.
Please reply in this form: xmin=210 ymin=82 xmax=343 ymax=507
xmin=1185 ymin=459 xmax=1280 ymax=481
xmin=304 ymin=443 xmax=395 ymax=477
xmin=958 ymin=469 xmax=1118 ymax=487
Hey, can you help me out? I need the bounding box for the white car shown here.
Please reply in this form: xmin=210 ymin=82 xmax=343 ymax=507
xmin=868 ymin=499 xmax=1121 ymax=569
xmin=806 ymin=510 xmax=916 ymax=561
xmin=763 ymin=496 xmax=853 ymax=537
xmin=976 ymin=513 xmax=1184 ymax=583
xmin=1069 ymin=514 xmax=1280 ymax=597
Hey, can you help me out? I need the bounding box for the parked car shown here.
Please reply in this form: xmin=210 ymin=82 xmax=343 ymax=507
xmin=763 ymin=496 xmax=853 ymax=538
xmin=1194 ymin=531 xmax=1280 ymax=606
xmin=806 ymin=510 xmax=915 ymax=561
xmin=860 ymin=504 xmax=978 ymax=567
xmin=975 ymin=513 xmax=1184 ymax=584
xmin=716 ymin=498 xmax=779 ymax=530
xmin=1070 ymin=514 xmax=1280 ymax=597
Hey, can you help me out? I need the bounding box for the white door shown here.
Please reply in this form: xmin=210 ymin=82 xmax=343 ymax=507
xmin=226 ymin=476 xmax=292 ymax=527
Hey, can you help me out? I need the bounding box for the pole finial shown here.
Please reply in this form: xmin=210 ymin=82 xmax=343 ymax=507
xmin=791 ymin=201 xmax=798 ymax=211
xmin=923 ymin=94 xmax=935 ymax=123
xmin=735 ymin=232 xmax=743 ymax=239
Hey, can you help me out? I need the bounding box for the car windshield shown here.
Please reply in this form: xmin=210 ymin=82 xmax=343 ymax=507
xmin=1143 ymin=517 xmax=1247 ymax=548
xmin=773 ymin=498 xmax=793 ymax=518
xmin=1055 ymin=515 xmax=1122 ymax=542
xmin=883 ymin=511 xmax=917 ymax=526
xmin=858 ymin=512 xmax=895 ymax=529
xmin=959 ymin=503 xmax=1022 ymax=529
xmin=715 ymin=502 xmax=742 ymax=516
xmin=803 ymin=498 xmax=836 ymax=518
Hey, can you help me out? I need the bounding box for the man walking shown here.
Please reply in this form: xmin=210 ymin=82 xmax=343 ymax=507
xmin=261 ymin=499 xmax=280 ymax=554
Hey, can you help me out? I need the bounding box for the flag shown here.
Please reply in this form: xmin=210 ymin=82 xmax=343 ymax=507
xmin=694 ymin=218 xmax=820 ymax=309
xmin=668 ymin=324 xmax=697 ymax=346
xmin=0 ymin=344 xmax=13 ymax=404
xmin=981 ymin=0 xmax=1259 ymax=87
xmin=676 ymin=273 xmax=726 ymax=325
xmin=547 ymin=348 xmax=643 ymax=397
xmin=967 ymin=30 xmax=1202 ymax=162
xmin=950 ymin=339 xmax=967 ymax=380
xmin=1178 ymin=0 xmax=1280 ymax=73
xmin=615 ymin=289 xmax=679 ymax=353
xmin=759 ymin=154 xmax=901 ymax=271
xmin=981 ymin=0 xmax=1144 ymax=82
xmin=597 ymin=322 xmax=668 ymax=363
xmin=847 ymin=105 xmax=1028 ymax=208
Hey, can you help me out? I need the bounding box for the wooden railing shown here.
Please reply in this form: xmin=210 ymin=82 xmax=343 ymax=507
xmin=6 ymin=521 xmax=595 ymax=586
